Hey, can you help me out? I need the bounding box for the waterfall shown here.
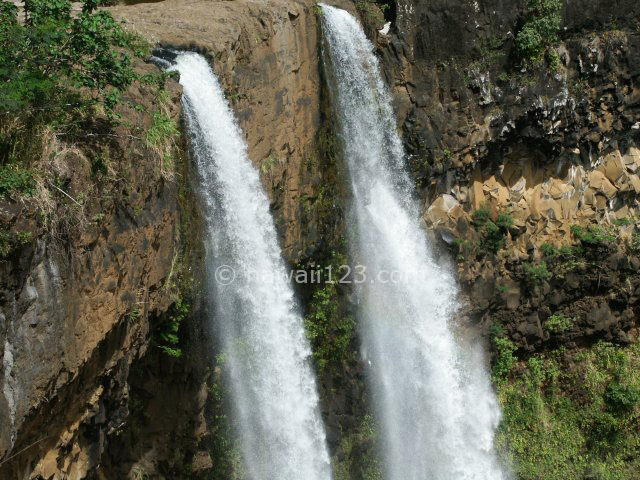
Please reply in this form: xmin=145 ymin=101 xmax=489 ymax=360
xmin=319 ymin=5 xmax=506 ymax=480
xmin=165 ymin=52 xmax=332 ymax=480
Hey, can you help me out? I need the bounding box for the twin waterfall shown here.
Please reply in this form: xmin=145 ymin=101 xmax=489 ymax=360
xmin=320 ymin=5 xmax=505 ymax=480
xmin=168 ymin=5 xmax=505 ymax=479
xmin=168 ymin=53 xmax=332 ymax=480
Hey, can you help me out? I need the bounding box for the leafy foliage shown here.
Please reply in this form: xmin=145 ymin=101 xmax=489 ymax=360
xmin=492 ymin=334 xmax=518 ymax=384
xmin=495 ymin=341 xmax=640 ymax=480
xmin=333 ymin=415 xmax=383 ymax=480
xmin=571 ymin=224 xmax=616 ymax=247
xmin=544 ymin=314 xmax=574 ymax=333
xmin=0 ymin=0 xmax=141 ymax=116
xmin=472 ymin=207 xmax=513 ymax=253
xmin=304 ymin=253 xmax=356 ymax=373
xmin=0 ymin=229 xmax=32 ymax=258
xmin=158 ymin=298 xmax=189 ymax=358
xmin=515 ymin=0 xmax=563 ymax=65
xmin=523 ymin=261 xmax=552 ymax=286
xmin=0 ymin=164 xmax=36 ymax=198
xmin=355 ymin=0 xmax=388 ymax=27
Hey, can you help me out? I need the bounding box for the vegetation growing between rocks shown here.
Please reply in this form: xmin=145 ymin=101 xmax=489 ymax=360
xmin=0 ymin=0 xmax=173 ymax=201
xmin=203 ymin=354 xmax=247 ymax=480
xmin=544 ymin=314 xmax=574 ymax=333
xmin=157 ymin=298 xmax=188 ymax=358
xmin=571 ymin=224 xmax=616 ymax=247
xmin=333 ymin=414 xmax=383 ymax=480
xmin=515 ymin=0 xmax=563 ymax=66
xmin=471 ymin=206 xmax=514 ymax=253
xmin=303 ymin=252 xmax=356 ymax=373
xmin=495 ymin=341 xmax=640 ymax=480
xmin=354 ymin=0 xmax=389 ymax=27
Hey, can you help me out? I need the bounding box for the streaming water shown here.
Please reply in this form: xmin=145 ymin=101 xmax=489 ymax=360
xmin=165 ymin=51 xmax=332 ymax=480
xmin=320 ymin=5 xmax=506 ymax=480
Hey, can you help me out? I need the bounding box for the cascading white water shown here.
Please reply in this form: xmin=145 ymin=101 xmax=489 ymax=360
xmin=320 ymin=5 xmax=506 ymax=480
xmin=165 ymin=52 xmax=332 ymax=480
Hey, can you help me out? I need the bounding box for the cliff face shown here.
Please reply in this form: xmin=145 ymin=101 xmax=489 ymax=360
xmin=374 ymin=0 xmax=640 ymax=348
xmin=110 ymin=0 xmax=355 ymax=262
xmin=1 ymin=1 xmax=351 ymax=478
xmin=1 ymin=0 xmax=639 ymax=478
xmin=0 ymin=61 xmax=209 ymax=478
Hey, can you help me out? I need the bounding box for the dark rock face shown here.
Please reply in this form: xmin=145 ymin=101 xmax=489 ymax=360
xmin=370 ymin=0 xmax=640 ymax=353
xmin=0 ymin=64 xmax=210 ymax=478
xmin=2 ymin=0 xmax=639 ymax=478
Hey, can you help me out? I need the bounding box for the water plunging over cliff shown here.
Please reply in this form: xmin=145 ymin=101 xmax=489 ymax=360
xmin=166 ymin=52 xmax=331 ymax=480
xmin=320 ymin=5 xmax=506 ymax=480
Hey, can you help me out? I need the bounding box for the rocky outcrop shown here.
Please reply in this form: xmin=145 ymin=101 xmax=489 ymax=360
xmin=110 ymin=0 xmax=354 ymax=262
xmin=2 ymin=0 xmax=639 ymax=478
xmin=373 ymin=0 xmax=640 ymax=352
xmin=2 ymin=1 xmax=358 ymax=478
xmin=0 ymin=60 xmax=210 ymax=478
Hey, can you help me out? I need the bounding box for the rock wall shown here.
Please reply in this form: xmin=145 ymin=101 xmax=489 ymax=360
xmin=110 ymin=0 xmax=355 ymax=262
xmin=2 ymin=0 xmax=639 ymax=478
xmin=0 ymin=61 xmax=210 ymax=478
xmin=2 ymin=1 xmax=357 ymax=478
xmin=369 ymin=0 xmax=640 ymax=348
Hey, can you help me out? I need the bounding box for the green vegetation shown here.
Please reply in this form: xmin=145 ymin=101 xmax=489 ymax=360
xmin=571 ymin=224 xmax=616 ymax=247
xmin=630 ymin=231 xmax=640 ymax=253
xmin=333 ymin=415 xmax=383 ymax=480
xmin=544 ymin=314 xmax=574 ymax=333
xmin=304 ymin=253 xmax=356 ymax=373
xmin=0 ymin=0 xmax=141 ymax=116
xmin=0 ymin=164 xmax=36 ymax=198
xmin=260 ymin=151 xmax=281 ymax=175
xmin=454 ymin=237 xmax=478 ymax=262
xmin=492 ymin=333 xmax=518 ymax=385
xmin=204 ymin=354 xmax=247 ymax=480
xmin=355 ymin=0 xmax=389 ymax=27
xmin=523 ymin=261 xmax=552 ymax=286
xmin=145 ymin=110 xmax=179 ymax=174
xmin=158 ymin=298 xmax=189 ymax=358
xmin=541 ymin=242 xmax=577 ymax=258
xmin=0 ymin=229 xmax=32 ymax=258
xmin=472 ymin=207 xmax=513 ymax=253
xmin=540 ymin=242 xmax=558 ymax=257
xmin=471 ymin=34 xmax=508 ymax=72
xmin=0 ymin=0 xmax=172 ymax=191
xmin=146 ymin=112 xmax=179 ymax=148
xmin=612 ymin=217 xmax=633 ymax=227
xmin=515 ymin=0 xmax=563 ymax=65
xmin=495 ymin=341 xmax=640 ymax=480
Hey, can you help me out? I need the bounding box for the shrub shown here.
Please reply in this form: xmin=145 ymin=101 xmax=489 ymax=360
xmin=472 ymin=206 xmax=491 ymax=227
xmin=540 ymin=242 xmax=558 ymax=257
xmin=570 ymin=224 xmax=615 ymax=246
xmin=524 ymin=261 xmax=552 ymax=286
xmin=472 ymin=207 xmax=513 ymax=253
xmin=0 ymin=164 xmax=36 ymax=198
xmin=544 ymin=314 xmax=574 ymax=333
xmin=515 ymin=0 xmax=563 ymax=64
xmin=612 ymin=217 xmax=633 ymax=227
xmin=0 ymin=0 xmax=143 ymax=116
xmin=492 ymin=335 xmax=517 ymax=383
xmin=158 ymin=298 xmax=189 ymax=358
xmin=304 ymin=253 xmax=356 ymax=373
xmin=355 ymin=0 xmax=388 ymax=26
xmin=605 ymin=381 xmax=640 ymax=411
xmin=495 ymin=341 xmax=640 ymax=480
xmin=0 ymin=229 xmax=32 ymax=258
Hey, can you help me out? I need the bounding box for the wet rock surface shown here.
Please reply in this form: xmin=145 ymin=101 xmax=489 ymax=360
xmin=1 ymin=0 xmax=639 ymax=478
xmin=373 ymin=0 xmax=640 ymax=354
